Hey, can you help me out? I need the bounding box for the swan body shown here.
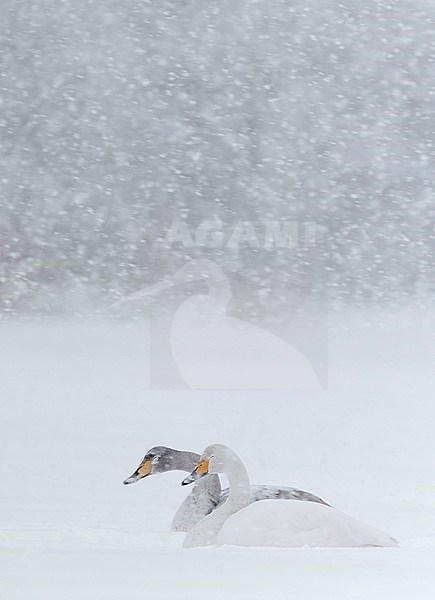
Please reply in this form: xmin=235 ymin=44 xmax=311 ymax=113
xmin=182 ymin=444 xmax=398 ymax=549
xmin=123 ymin=446 xmax=329 ymax=532
xmin=217 ymin=500 xmax=398 ymax=548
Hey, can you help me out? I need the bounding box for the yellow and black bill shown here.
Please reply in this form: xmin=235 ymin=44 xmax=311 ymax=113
xmin=123 ymin=458 xmax=153 ymax=485
xmin=181 ymin=460 xmax=209 ymax=486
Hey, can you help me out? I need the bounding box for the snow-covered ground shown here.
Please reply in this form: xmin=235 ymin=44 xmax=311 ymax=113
xmin=1 ymin=311 xmax=434 ymax=599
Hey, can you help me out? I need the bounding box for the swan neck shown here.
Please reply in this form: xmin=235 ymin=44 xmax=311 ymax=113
xmin=182 ymin=449 xmax=250 ymax=548
xmin=170 ymin=450 xmax=200 ymax=472
xmin=224 ymin=457 xmax=251 ymax=505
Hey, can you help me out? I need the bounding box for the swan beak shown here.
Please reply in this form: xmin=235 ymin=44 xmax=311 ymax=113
xmin=181 ymin=460 xmax=209 ymax=486
xmin=123 ymin=459 xmax=153 ymax=485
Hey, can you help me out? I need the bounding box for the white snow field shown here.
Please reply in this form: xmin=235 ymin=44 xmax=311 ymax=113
xmin=1 ymin=311 xmax=434 ymax=599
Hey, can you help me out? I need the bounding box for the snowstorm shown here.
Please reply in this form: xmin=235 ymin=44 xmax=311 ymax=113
xmin=1 ymin=1 xmax=434 ymax=598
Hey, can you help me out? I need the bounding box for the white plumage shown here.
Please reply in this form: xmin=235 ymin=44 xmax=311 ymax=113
xmin=217 ymin=499 xmax=399 ymax=548
xmin=182 ymin=444 xmax=398 ymax=549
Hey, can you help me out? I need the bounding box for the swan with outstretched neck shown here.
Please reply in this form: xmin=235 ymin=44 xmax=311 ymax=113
xmin=181 ymin=444 xmax=399 ymax=549
xmin=123 ymin=446 xmax=330 ymax=532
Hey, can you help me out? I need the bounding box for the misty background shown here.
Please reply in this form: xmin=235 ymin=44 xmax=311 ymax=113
xmin=1 ymin=0 xmax=434 ymax=316
xmin=2 ymin=4 xmax=435 ymax=597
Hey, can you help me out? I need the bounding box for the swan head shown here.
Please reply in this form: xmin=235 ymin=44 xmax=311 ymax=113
xmin=123 ymin=446 xmax=176 ymax=484
xmin=181 ymin=444 xmax=231 ymax=486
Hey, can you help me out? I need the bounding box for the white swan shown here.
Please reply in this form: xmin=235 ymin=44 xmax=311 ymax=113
xmin=113 ymin=258 xmax=321 ymax=390
xmin=123 ymin=446 xmax=330 ymax=532
xmin=181 ymin=444 xmax=399 ymax=549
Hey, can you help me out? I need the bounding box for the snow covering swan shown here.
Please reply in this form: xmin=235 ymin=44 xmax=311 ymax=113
xmin=181 ymin=444 xmax=399 ymax=549
xmin=123 ymin=446 xmax=330 ymax=532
